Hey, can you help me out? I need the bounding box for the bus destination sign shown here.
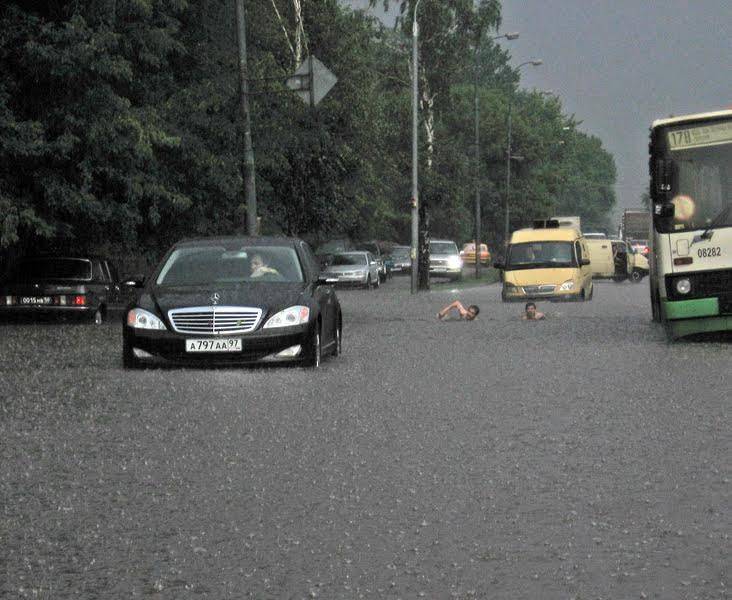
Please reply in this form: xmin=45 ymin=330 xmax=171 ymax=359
xmin=668 ymin=120 xmax=732 ymax=151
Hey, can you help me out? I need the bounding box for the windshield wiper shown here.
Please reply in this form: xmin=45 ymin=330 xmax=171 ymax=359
xmin=692 ymin=203 xmax=732 ymax=244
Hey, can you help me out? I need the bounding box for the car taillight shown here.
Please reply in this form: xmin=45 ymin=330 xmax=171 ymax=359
xmin=58 ymin=295 xmax=67 ymax=306
xmin=642 ymin=247 xmax=650 ymax=255
xmin=73 ymin=295 xmax=86 ymax=306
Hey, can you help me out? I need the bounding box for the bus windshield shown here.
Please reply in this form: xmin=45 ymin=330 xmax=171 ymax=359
xmin=660 ymin=118 xmax=732 ymax=233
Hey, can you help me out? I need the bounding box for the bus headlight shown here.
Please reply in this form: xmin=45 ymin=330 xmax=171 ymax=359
xmin=675 ymin=278 xmax=691 ymax=295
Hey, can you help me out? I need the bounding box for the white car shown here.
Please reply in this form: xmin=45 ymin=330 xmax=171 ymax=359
xmin=321 ymin=251 xmax=381 ymax=289
xmin=429 ymin=240 xmax=463 ymax=281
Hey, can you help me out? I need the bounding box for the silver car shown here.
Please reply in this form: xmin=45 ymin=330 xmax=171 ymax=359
xmin=321 ymin=251 xmax=381 ymax=289
xmin=429 ymin=240 xmax=463 ymax=281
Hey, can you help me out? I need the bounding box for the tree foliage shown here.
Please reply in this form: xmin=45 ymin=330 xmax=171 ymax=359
xmin=0 ymin=0 xmax=617 ymax=273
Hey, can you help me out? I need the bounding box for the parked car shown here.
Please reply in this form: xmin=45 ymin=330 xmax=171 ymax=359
xmin=320 ymin=251 xmax=381 ymax=289
xmin=388 ymin=245 xmax=411 ymax=274
xmin=429 ymin=240 xmax=463 ymax=281
xmin=355 ymin=241 xmax=388 ymax=281
xmin=122 ymin=237 xmax=342 ymax=368
xmin=0 ymin=256 xmax=120 ymax=323
xmin=460 ymin=242 xmax=491 ymax=265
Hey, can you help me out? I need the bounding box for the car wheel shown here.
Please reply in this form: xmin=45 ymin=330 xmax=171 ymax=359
xmin=375 ymin=275 xmax=381 ymax=288
xmin=93 ymin=308 xmax=104 ymax=325
xmin=305 ymin=325 xmax=322 ymax=368
xmin=587 ymin=283 xmax=594 ymax=300
xmin=631 ymin=269 xmax=644 ymax=283
xmin=333 ymin=322 xmax=342 ymax=356
xmin=122 ymin=339 xmax=141 ymax=369
xmin=365 ymin=276 xmax=373 ymax=290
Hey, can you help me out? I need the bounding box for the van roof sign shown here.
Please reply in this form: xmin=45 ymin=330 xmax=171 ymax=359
xmin=533 ymin=219 xmax=560 ymax=229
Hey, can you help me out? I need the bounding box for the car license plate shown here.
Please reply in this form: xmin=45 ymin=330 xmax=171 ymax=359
xmin=185 ymin=338 xmax=242 ymax=353
xmin=20 ymin=296 xmax=53 ymax=305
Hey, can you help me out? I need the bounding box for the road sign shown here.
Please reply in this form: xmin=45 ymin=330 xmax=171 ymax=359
xmin=286 ymin=55 xmax=337 ymax=107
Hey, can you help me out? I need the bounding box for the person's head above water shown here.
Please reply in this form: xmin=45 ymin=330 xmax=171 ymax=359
xmin=523 ymin=301 xmax=545 ymax=320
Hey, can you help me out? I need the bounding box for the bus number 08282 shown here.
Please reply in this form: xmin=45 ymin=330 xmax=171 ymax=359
xmin=697 ymin=247 xmax=721 ymax=258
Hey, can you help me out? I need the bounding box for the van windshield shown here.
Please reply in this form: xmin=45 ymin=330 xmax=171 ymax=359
xmin=507 ymin=242 xmax=577 ymax=269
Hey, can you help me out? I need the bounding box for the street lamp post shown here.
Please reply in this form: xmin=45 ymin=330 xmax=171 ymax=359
xmin=503 ymin=59 xmax=542 ymax=248
xmin=473 ymin=32 xmax=518 ymax=279
xmin=410 ymin=0 xmax=422 ymax=294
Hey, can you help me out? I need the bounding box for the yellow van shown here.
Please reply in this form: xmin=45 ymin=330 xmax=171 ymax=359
xmin=496 ymin=222 xmax=593 ymax=302
xmin=586 ymin=238 xmax=635 ymax=281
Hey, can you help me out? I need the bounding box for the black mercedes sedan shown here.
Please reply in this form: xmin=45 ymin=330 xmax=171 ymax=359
xmin=122 ymin=237 xmax=342 ymax=368
xmin=0 ymin=256 xmax=120 ymax=324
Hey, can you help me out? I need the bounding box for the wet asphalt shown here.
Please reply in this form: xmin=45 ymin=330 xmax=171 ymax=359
xmin=0 ymin=276 xmax=729 ymax=599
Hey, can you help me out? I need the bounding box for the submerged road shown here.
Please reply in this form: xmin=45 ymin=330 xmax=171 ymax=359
xmin=1 ymin=277 xmax=729 ymax=599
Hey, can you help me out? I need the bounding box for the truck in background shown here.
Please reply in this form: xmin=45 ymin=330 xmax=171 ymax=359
xmin=620 ymin=209 xmax=651 ymax=255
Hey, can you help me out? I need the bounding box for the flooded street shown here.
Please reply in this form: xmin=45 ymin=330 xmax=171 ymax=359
xmin=1 ymin=279 xmax=729 ymax=599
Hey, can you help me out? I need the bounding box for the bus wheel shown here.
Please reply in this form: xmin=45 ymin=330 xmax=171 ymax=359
xmin=650 ymin=285 xmax=661 ymax=322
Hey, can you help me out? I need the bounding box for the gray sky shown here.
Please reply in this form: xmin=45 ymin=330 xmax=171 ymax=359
xmin=348 ymin=0 xmax=731 ymax=222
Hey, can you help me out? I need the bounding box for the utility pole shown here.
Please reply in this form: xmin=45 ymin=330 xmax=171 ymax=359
xmin=410 ymin=0 xmax=422 ymax=294
xmin=473 ymin=45 xmax=481 ymax=280
xmin=235 ymin=0 xmax=257 ymax=236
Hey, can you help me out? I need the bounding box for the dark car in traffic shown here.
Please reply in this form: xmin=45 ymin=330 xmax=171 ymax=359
xmin=0 ymin=256 xmax=120 ymax=324
xmin=122 ymin=237 xmax=342 ymax=368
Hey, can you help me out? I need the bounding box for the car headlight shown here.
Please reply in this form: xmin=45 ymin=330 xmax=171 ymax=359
xmin=447 ymin=256 xmax=463 ymax=268
xmin=559 ymin=280 xmax=575 ymax=291
xmin=127 ymin=308 xmax=167 ymax=330
xmin=263 ymin=305 xmax=310 ymax=329
xmin=676 ymin=278 xmax=691 ymax=295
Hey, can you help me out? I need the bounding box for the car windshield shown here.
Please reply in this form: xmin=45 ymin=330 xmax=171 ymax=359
xmin=316 ymin=240 xmax=350 ymax=254
xmin=331 ymin=253 xmax=366 ymax=266
xmin=430 ymin=242 xmax=458 ymax=255
xmin=507 ymin=242 xmax=577 ymax=269
xmin=8 ymin=258 xmax=92 ymax=281
xmin=390 ymin=248 xmax=410 ymax=259
xmin=155 ymin=245 xmax=303 ymax=285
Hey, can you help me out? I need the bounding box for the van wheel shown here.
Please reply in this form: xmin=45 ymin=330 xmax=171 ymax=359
xmin=587 ymin=284 xmax=594 ymax=301
xmin=93 ymin=308 xmax=104 ymax=325
xmin=631 ymin=269 xmax=644 ymax=283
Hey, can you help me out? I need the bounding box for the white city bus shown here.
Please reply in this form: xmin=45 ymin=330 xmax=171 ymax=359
xmin=648 ymin=108 xmax=732 ymax=337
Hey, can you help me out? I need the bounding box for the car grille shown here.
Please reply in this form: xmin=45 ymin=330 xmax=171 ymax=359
xmin=522 ymin=285 xmax=556 ymax=295
xmin=168 ymin=306 xmax=262 ymax=335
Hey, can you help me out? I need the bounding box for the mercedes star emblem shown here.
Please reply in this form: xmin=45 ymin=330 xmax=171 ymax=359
xmin=210 ymin=292 xmax=220 ymax=305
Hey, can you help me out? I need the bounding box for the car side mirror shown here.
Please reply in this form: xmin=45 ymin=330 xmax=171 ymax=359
xmin=122 ymin=275 xmax=145 ymax=288
xmin=580 ymin=258 xmax=591 ymax=266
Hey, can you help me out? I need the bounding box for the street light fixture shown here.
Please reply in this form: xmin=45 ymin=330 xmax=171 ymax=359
xmin=472 ymin=31 xmax=519 ymax=279
xmin=503 ymin=59 xmax=543 ymax=248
